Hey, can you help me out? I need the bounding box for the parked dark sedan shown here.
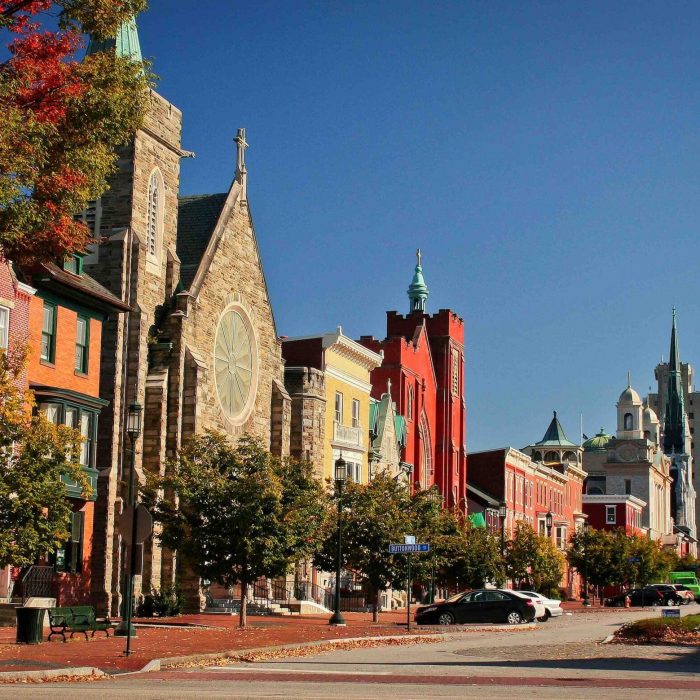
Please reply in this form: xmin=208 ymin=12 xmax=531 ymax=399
xmin=605 ymin=586 xmax=682 ymax=607
xmin=415 ymin=589 xmax=537 ymax=626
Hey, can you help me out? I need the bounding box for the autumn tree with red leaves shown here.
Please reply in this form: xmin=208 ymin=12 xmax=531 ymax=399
xmin=0 ymin=1 xmax=150 ymax=264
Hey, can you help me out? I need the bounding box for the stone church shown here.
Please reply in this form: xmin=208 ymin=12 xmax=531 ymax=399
xmin=83 ymin=18 xmax=290 ymax=613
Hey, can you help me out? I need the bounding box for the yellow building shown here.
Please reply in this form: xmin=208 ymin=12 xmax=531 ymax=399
xmin=282 ymin=327 xmax=382 ymax=483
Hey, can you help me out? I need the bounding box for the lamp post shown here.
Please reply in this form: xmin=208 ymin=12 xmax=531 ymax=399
xmin=329 ymin=455 xmax=347 ymax=626
xmin=582 ymin=521 xmax=591 ymax=607
xmin=499 ymin=501 xmax=508 ymax=555
xmin=545 ymin=510 xmax=553 ymax=539
xmin=115 ymin=403 xmax=142 ymax=653
xmin=428 ymin=487 xmax=441 ymax=603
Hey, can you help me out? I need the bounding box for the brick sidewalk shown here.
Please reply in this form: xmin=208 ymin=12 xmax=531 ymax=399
xmin=0 ymin=610 xmax=425 ymax=674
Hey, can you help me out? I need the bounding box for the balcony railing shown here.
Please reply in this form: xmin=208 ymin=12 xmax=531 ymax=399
xmin=333 ymin=421 xmax=362 ymax=447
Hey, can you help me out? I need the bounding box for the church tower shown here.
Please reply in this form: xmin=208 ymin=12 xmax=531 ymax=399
xmin=407 ymin=249 xmax=429 ymax=313
xmin=660 ymin=310 xmax=696 ymax=540
xmin=84 ymin=14 xmax=291 ymax=614
xmin=616 ymin=375 xmax=644 ymax=440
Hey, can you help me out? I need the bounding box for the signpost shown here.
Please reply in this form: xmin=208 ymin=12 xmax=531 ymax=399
xmin=388 ymin=539 xmax=430 ymax=631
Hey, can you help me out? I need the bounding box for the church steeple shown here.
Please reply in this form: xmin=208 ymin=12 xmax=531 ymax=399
xmin=664 ymin=307 xmax=686 ymax=454
xmin=86 ymin=15 xmax=143 ymax=63
xmin=407 ymin=249 xmax=429 ymax=313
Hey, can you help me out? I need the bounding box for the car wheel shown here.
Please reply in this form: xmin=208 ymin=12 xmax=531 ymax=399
xmin=437 ymin=612 xmax=454 ymax=626
xmin=684 ymin=599 xmax=691 ymax=606
xmin=665 ymin=598 xmax=676 ymax=606
xmin=506 ymin=610 xmax=522 ymax=625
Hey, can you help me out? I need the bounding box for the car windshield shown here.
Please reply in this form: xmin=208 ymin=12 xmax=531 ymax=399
xmin=445 ymin=592 xmax=467 ymax=603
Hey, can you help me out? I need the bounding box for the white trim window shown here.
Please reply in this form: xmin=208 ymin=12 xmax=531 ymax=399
xmin=335 ymin=392 xmax=343 ymax=424
xmin=0 ymin=306 xmax=8 ymax=349
xmin=352 ymin=399 xmax=360 ymax=428
xmin=606 ymin=505 xmax=616 ymax=524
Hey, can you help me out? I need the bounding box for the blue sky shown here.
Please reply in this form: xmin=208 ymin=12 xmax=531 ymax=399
xmin=136 ymin=0 xmax=699 ymax=451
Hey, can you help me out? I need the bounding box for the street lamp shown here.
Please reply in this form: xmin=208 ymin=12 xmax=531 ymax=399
xmin=329 ymin=454 xmax=347 ymax=626
xmin=545 ymin=510 xmax=553 ymax=538
xmin=582 ymin=521 xmax=591 ymax=607
xmin=499 ymin=501 xmax=507 ymax=555
xmin=427 ymin=488 xmax=441 ymax=603
xmin=115 ymin=402 xmax=142 ymax=653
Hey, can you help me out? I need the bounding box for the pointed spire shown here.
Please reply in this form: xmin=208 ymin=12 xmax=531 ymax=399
xmin=407 ymin=248 xmax=429 ymax=313
xmin=664 ymin=308 xmax=686 ymax=454
xmin=535 ymin=410 xmax=578 ymax=446
xmin=627 ymin=370 xmax=631 ymax=388
xmin=669 ymin=306 xmax=679 ymax=372
xmin=86 ymin=15 xmax=143 ymax=63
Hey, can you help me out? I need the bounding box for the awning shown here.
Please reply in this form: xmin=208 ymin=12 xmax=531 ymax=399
xmin=468 ymin=512 xmax=487 ymax=529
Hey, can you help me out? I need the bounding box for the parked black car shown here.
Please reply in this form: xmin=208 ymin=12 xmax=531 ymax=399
xmin=415 ymin=589 xmax=537 ymax=625
xmin=605 ymin=586 xmax=682 ymax=607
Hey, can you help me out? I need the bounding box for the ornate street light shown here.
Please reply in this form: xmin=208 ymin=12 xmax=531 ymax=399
xmin=499 ymin=501 xmax=508 ymax=555
xmin=582 ymin=520 xmax=591 ymax=607
xmin=115 ymin=402 xmax=142 ymax=653
xmin=545 ymin=510 xmax=553 ymax=538
xmin=329 ymin=454 xmax=347 ymax=626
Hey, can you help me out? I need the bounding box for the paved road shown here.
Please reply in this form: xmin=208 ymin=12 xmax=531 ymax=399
xmin=3 ymin=606 xmax=699 ymax=699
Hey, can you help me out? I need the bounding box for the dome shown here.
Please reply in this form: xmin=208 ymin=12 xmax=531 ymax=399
xmin=583 ymin=428 xmax=612 ymax=453
xmin=643 ymin=404 xmax=659 ymax=426
xmin=618 ymin=384 xmax=641 ymax=405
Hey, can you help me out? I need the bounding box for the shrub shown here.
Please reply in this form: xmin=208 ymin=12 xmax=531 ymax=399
xmin=616 ymin=614 xmax=700 ymax=642
xmin=136 ymin=585 xmax=183 ymax=618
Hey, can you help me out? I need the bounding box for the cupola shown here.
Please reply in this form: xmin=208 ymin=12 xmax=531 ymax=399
xmin=616 ymin=373 xmax=643 ymax=439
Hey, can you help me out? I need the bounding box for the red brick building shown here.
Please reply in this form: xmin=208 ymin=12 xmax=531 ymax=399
xmin=583 ymin=494 xmax=646 ymax=535
xmin=468 ymin=413 xmax=587 ymax=597
xmin=22 ymin=255 xmax=130 ymax=605
xmin=358 ymin=251 xmax=467 ymax=509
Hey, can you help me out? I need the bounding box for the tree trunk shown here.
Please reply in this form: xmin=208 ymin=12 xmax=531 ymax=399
xmin=239 ymin=579 xmax=248 ymax=628
xmin=373 ymin=587 xmax=381 ymax=623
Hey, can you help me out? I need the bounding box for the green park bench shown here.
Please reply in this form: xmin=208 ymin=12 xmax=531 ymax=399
xmin=47 ymin=606 xmax=114 ymax=642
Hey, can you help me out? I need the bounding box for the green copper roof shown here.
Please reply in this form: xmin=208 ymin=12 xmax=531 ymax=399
xmin=535 ymin=411 xmax=577 ymax=447
xmin=407 ymin=249 xmax=429 ymax=312
xmin=583 ymin=428 xmax=612 ymax=453
xmin=86 ymin=16 xmax=142 ymax=62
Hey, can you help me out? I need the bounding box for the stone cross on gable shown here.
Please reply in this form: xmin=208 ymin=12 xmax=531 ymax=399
xmin=235 ymin=128 xmax=249 ymax=173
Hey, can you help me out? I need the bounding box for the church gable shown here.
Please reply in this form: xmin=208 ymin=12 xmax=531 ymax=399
xmin=174 ymin=132 xmax=283 ymax=446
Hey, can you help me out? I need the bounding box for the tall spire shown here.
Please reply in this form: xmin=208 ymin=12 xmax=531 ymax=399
xmin=407 ymin=248 xmax=429 ymax=313
xmin=664 ymin=307 xmax=686 ymax=454
xmin=86 ymin=15 xmax=143 ymax=63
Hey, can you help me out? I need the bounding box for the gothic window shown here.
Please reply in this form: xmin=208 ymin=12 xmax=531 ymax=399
xmin=451 ymin=349 xmax=460 ymax=396
xmin=74 ymin=199 xmax=102 ymax=264
xmin=146 ymin=169 xmax=164 ymax=268
xmin=624 ymin=413 xmax=633 ymax=430
xmin=407 ymin=385 xmax=414 ymax=421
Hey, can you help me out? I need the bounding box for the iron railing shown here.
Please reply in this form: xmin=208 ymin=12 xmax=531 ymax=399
xmin=21 ymin=565 xmax=54 ymax=604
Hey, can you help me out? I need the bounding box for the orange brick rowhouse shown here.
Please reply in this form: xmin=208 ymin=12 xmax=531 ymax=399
xmin=23 ymin=257 xmax=129 ymax=605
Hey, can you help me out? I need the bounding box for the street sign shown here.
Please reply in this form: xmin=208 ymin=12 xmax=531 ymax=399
xmin=119 ymin=504 xmax=153 ymax=545
xmin=388 ymin=543 xmax=430 ymax=554
xmin=662 ymin=608 xmax=681 ymax=618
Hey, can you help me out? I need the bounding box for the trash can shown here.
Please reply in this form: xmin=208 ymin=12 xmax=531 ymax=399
xmin=15 ymin=607 xmax=45 ymax=644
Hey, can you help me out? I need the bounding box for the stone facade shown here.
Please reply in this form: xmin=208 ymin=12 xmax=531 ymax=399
xmin=86 ymin=71 xmax=290 ymax=612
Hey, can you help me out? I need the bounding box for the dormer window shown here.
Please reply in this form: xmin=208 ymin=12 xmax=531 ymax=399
xmin=64 ymin=254 xmax=83 ymax=276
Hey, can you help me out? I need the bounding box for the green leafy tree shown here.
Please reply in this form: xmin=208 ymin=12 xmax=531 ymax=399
xmin=531 ymin=535 xmax=564 ymax=596
xmin=0 ymin=0 xmax=150 ymax=264
xmin=314 ymin=471 xmax=413 ymax=622
xmin=148 ymin=433 xmax=327 ymax=627
xmin=504 ymin=523 xmax=539 ymax=588
xmin=0 ymin=348 xmax=89 ymax=569
xmin=438 ymin=520 xmax=505 ymax=590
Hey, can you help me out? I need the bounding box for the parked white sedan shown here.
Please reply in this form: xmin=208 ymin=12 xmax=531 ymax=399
xmin=501 ymin=590 xmax=547 ymax=621
xmin=516 ymin=590 xmax=564 ymax=621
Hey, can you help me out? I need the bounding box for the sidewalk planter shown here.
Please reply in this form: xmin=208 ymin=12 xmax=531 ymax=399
xmin=15 ymin=607 xmax=45 ymax=644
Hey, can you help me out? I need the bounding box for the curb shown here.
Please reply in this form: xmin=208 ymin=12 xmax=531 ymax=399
xmin=0 ymin=666 xmax=106 ymax=683
xmin=143 ymin=623 xmax=538 ymax=673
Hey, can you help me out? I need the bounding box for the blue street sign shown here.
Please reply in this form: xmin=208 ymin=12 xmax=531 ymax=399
xmin=388 ymin=543 xmax=430 ymax=554
xmin=662 ymin=608 xmax=681 ymax=618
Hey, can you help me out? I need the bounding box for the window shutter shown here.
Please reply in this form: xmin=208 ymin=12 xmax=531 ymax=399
xmin=68 ymin=511 xmax=84 ymax=574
